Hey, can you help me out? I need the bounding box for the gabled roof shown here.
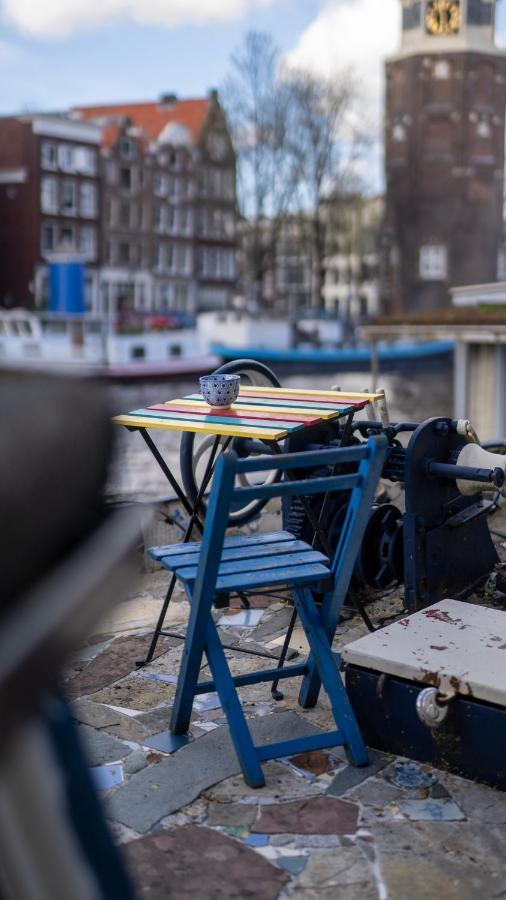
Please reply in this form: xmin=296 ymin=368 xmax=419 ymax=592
xmin=73 ymin=98 xmax=210 ymax=147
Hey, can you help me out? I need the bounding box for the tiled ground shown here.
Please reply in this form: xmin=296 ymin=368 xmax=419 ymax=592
xmin=65 ymin=502 xmax=506 ymax=900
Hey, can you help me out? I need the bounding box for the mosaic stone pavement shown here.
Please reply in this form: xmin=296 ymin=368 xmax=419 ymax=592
xmin=66 ymin=500 xmax=506 ymax=900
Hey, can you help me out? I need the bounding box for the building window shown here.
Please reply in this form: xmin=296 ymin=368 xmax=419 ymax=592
xmin=392 ymin=123 xmax=407 ymax=142
xmin=60 ymin=225 xmax=76 ymax=250
xmin=141 ymin=204 xmax=150 ymax=230
xmin=41 ymin=142 xmax=57 ymax=170
xmin=154 ymin=173 xmax=166 ymax=196
xmin=419 ymin=244 xmax=448 ymax=280
xmin=120 ymin=168 xmax=132 ymax=190
xmin=141 ymin=243 xmax=150 ymax=268
xmin=118 ymin=242 xmax=131 ymax=264
xmin=74 ymin=146 xmax=97 ymax=175
xmin=154 ymin=204 xmax=164 ymax=232
xmin=433 ymin=60 xmax=451 ymax=80
xmin=61 ymin=180 xmax=77 ymax=214
xmin=58 ymin=144 xmax=74 ymax=172
xmin=40 ymin=176 xmax=58 ymax=213
xmin=120 ymin=201 xmax=130 ymax=228
xmin=41 ymin=222 xmax=57 ymax=253
xmin=131 ymin=345 xmax=145 ymax=359
xmin=80 ymin=182 xmax=97 ymax=217
xmin=106 ymin=198 xmax=116 ymax=226
xmin=79 ymin=226 xmax=96 ymax=257
xmin=174 ymin=284 xmax=188 ymax=307
xmin=120 ymin=137 xmax=134 ymax=159
xmin=106 ymin=161 xmax=118 ymax=185
xmin=130 ymin=203 xmax=139 ymax=229
xmin=468 ymin=0 xmax=494 ymax=26
xmin=154 ymin=244 xmax=164 ymax=270
xmin=223 ymin=170 xmax=235 ymax=200
xmin=497 ymin=249 xmax=506 ymax=280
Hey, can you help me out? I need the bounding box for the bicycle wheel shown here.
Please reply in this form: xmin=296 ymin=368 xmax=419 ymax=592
xmin=179 ymin=360 xmax=282 ymax=527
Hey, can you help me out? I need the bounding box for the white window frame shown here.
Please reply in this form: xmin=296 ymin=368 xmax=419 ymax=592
xmin=61 ymin=179 xmax=77 ymax=215
xmin=40 ymin=176 xmax=58 ymax=214
xmin=58 ymin=144 xmax=75 ymax=173
xmin=419 ymin=244 xmax=448 ymax=281
xmin=79 ymin=181 xmax=97 ymax=218
xmin=106 ymin=161 xmax=118 ymax=185
xmin=41 ymin=142 xmax=57 ymax=170
xmin=79 ymin=225 xmax=97 ymax=258
xmin=60 ymin=224 xmax=76 ymax=250
xmin=41 ymin=221 xmax=57 ymax=253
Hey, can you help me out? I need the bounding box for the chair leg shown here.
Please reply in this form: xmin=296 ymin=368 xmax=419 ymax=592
xmin=298 ymin=588 xmax=340 ymax=710
xmin=205 ymin=619 xmax=265 ymax=788
xmin=170 ymin=585 xmax=210 ymax=735
xmin=294 ymin=589 xmax=368 ymax=766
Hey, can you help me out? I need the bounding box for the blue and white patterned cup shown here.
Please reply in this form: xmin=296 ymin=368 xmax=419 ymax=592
xmin=199 ymin=373 xmax=241 ymax=408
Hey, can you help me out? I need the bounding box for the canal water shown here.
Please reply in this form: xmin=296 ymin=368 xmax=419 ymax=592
xmin=108 ymin=363 xmax=453 ymax=502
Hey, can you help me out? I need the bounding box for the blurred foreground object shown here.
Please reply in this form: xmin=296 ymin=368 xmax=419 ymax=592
xmin=0 ymin=370 xmax=140 ymax=900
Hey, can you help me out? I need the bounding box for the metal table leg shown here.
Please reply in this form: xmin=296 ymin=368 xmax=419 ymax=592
xmin=137 ymin=434 xmax=226 ymax=666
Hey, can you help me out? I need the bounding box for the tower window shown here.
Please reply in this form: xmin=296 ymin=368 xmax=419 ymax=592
xmin=419 ymin=244 xmax=448 ymax=280
xmin=468 ymin=0 xmax=494 ymax=27
xmin=402 ymin=1 xmax=422 ymax=29
xmin=392 ymin=124 xmax=407 ymax=142
xmin=433 ymin=60 xmax=451 ymax=80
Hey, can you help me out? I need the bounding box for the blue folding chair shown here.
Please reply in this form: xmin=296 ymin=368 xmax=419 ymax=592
xmin=149 ymin=436 xmax=387 ymax=787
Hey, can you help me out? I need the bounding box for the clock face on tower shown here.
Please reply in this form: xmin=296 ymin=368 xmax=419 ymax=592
xmin=426 ymin=0 xmax=461 ymax=35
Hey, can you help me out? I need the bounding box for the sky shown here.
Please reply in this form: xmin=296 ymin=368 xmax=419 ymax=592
xmin=1 ymin=0 xmax=506 ymax=189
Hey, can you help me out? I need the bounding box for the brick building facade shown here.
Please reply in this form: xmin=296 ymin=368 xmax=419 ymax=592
xmin=0 ymin=91 xmax=238 ymax=314
xmin=0 ymin=115 xmax=101 ymax=309
xmin=383 ymin=0 xmax=506 ymax=313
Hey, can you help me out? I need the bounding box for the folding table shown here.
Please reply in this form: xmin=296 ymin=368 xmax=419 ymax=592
xmin=113 ymin=385 xmax=384 ymax=664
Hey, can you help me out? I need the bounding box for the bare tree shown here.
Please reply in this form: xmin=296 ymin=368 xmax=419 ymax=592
xmin=222 ymin=32 xmax=299 ymax=308
xmin=223 ymin=32 xmax=368 ymax=312
xmin=286 ymin=67 xmax=366 ymax=309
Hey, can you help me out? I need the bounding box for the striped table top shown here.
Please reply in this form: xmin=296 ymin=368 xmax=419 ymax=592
xmin=113 ymin=386 xmax=384 ymax=442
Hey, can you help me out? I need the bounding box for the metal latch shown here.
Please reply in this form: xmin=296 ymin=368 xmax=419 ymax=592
xmin=416 ymin=687 xmax=455 ymax=728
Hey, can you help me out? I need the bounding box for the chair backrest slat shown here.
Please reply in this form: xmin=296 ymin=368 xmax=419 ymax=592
xmin=233 ymin=473 xmax=360 ymax=506
xmin=235 ymin=444 xmax=370 ymax=475
xmin=192 ymin=436 xmax=387 ymax=622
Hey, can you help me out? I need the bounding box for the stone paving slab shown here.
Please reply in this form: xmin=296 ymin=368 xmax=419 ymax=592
xmin=70 ymin=699 xmax=122 ymax=729
xmin=106 ymin=712 xmax=322 ymax=833
xmin=290 ymin=845 xmax=378 ymax=900
xmin=66 ymin=634 xmax=174 ymax=698
xmin=77 ymin=723 xmax=133 ymax=766
xmin=89 ymin=673 xmax=175 ymax=710
xmin=205 ymin=760 xmax=326 ymax=806
xmin=123 ymin=826 xmax=289 ymax=899
xmin=327 ymin=749 xmax=391 ymax=796
xmin=252 ymin=796 xmax=359 ymax=835
xmin=288 ymin=749 xmax=338 ymax=777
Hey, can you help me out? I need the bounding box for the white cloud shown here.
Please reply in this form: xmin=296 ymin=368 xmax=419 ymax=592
xmin=0 ymin=0 xmax=276 ymax=38
xmin=0 ymin=38 xmax=18 ymax=60
xmin=287 ymin=0 xmax=399 ymax=121
xmin=286 ymin=0 xmax=400 ymax=190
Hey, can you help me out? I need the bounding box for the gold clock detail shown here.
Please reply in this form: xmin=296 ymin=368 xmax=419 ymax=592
xmin=426 ymin=0 xmax=461 ymax=35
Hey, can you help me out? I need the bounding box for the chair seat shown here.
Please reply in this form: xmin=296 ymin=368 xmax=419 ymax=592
xmin=152 ymin=529 xmax=331 ymax=593
xmin=149 ymin=530 xmax=295 ymax=562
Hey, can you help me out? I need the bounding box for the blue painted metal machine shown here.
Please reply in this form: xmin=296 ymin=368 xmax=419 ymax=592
xmin=284 ymin=415 xmax=505 ymax=615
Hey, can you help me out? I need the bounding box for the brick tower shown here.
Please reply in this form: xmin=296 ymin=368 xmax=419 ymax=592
xmin=383 ymin=0 xmax=506 ymax=313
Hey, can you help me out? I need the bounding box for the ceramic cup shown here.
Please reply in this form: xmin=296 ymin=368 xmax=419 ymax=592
xmin=199 ymin=373 xmax=241 ymax=408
